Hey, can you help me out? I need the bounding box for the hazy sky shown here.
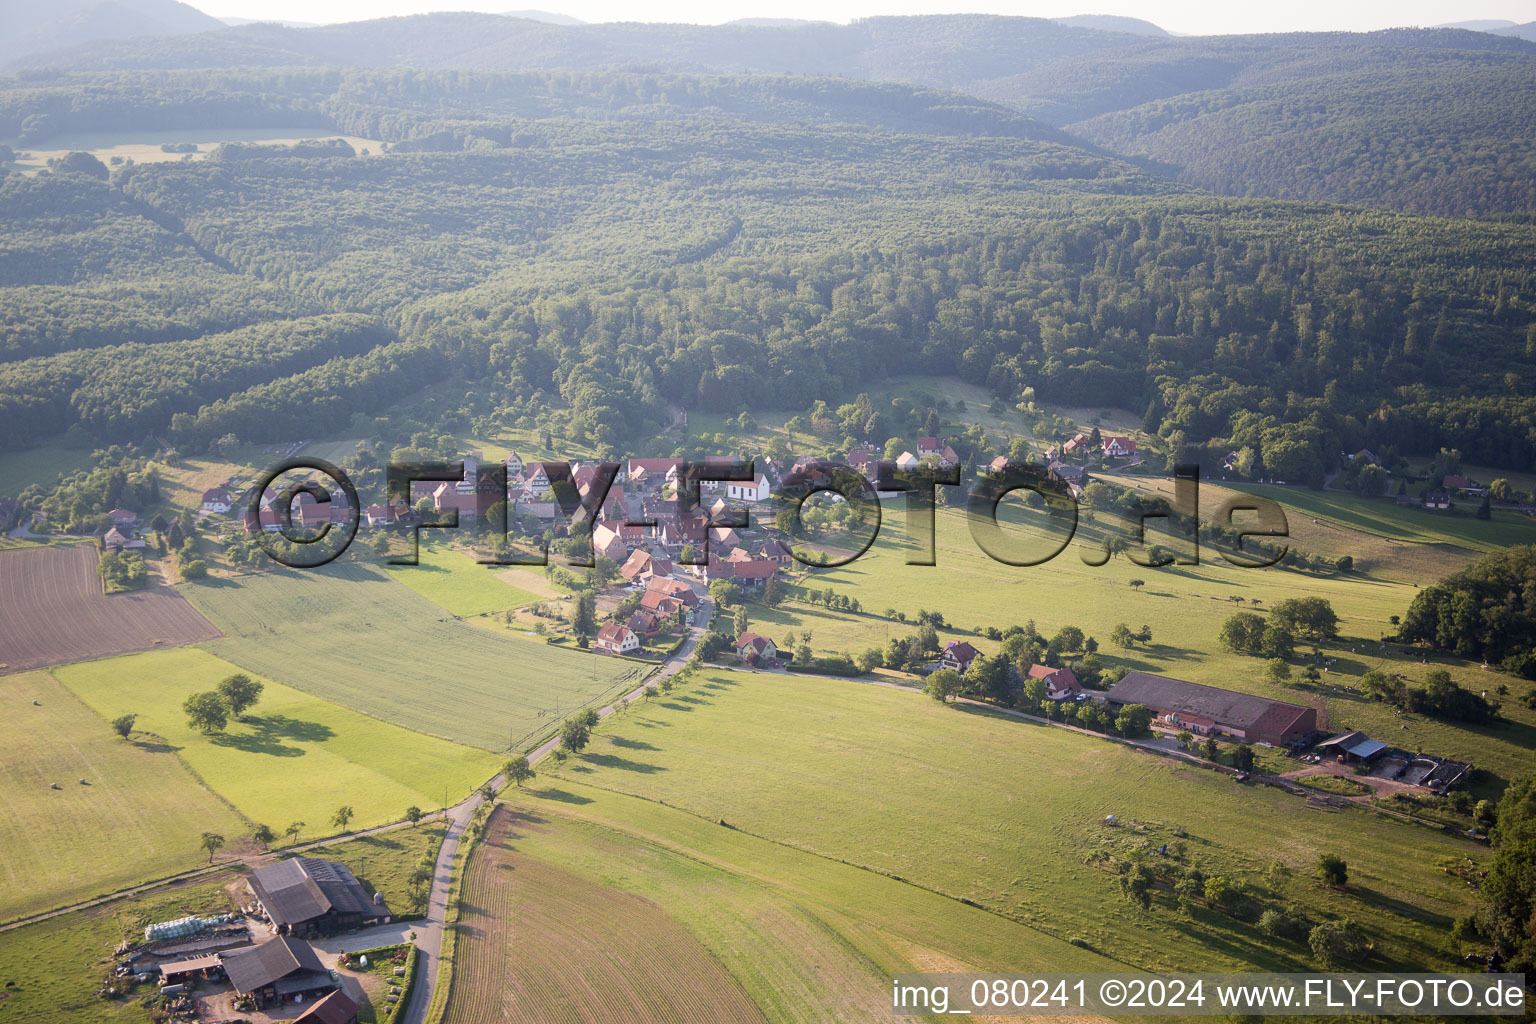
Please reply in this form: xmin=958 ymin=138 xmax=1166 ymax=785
xmin=189 ymin=1 xmax=1535 ymax=36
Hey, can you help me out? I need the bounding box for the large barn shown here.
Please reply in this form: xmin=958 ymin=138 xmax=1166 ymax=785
xmin=247 ymin=858 xmax=390 ymax=938
xmin=1105 ymin=671 xmax=1317 ymax=747
xmin=221 ymin=935 xmax=335 ymax=1009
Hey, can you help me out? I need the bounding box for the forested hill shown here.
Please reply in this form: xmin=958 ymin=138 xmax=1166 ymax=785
xmin=1 ymin=68 xmax=1535 ymax=479
xmin=10 ymin=14 xmax=1536 ymax=217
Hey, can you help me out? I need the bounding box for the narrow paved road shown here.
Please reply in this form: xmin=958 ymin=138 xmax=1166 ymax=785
xmin=398 ymin=594 xmax=711 ymax=1024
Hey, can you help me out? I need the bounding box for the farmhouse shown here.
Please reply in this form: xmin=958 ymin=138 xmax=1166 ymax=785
xmin=940 ymin=640 xmax=980 ymax=674
xmin=295 ymin=989 xmax=361 ymax=1024
xmin=594 ymin=622 xmax=640 ymax=655
xmin=917 ymin=436 xmax=940 ymax=456
xmin=1105 ymin=671 xmax=1317 ymax=746
xmin=103 ymin=526 xmax=145 ymax=551
xmin=108 ymin=508 xmax=137 ymax=527
xmin=1027 ymin=663 xmax=1083 ymax=700
xmin=246 ymin=858 xmax=389 ymax=938
xmin=201 ymin=487 xmax=233 ymax=513
xmin=646 ymin=576 xmax=699 ymax=607
xmin=221 ymin=935 xmax=335 ymax=1010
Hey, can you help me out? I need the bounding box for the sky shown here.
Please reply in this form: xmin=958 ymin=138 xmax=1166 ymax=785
xmin=188 ymin=1 xmax=1536 ymax=36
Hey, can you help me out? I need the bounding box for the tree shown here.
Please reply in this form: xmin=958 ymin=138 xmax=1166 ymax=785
xmin=331 ymin=805 xmax=354 ymax=831
xmin=1121 ymin=861 xmax=1155 ymax=912
xmin=1136 ymin=624 xmax=1152 ymax=644
xmin=285 ymin=820 xmax=305 ymax=843
xmin=856 ymin=647 xmax=883 ymax=673
xmin=1473 ymin=799 xmax=1497 ymax=832
xmin=111 ymin=713 xmax=137 ymax=739
xmin=1317 ymin=853 xmax=1349 ymax=887
xmin=506 ymin=755 xmax=535 ymax=787
xmin=559 ymin=717 xmax=591 ymax=753
xmin=1203 ymin=875 xmax=1238 ymax=909
xmin=733 ymin=605 xmax=749 ymax=637
xmin=1263 ymin=658 xmax=1292 ymax=685
xmin=1309 ymin=918 xmax=1369 ymax=965
xmin=1271 ymin=597 xmax=1340 ymax=641
xmin=1202 ymin=737 xmax=1220 ymax=761
xmin=571 ymin=591 xmax=597 ymax=637
xmin=1175 ymin=730 xmax=1194 ymax=750
xmin=183 ymin=691 xmax=228 ymax=733
xmin=925 ymin=668 xmax=961 ymax=703
xmin=251 ymin=824 xmax=276 ymax=849
xmin=1128 ymin=579 xmax=1145 ymax=591
xmin=200 ymin=831 xmax=225 ymax=863
xmin=1114 ymin=703 xmax=1153 ymax=737
xmin=762 ymin=576 xmax=785 ymax=607
xmin=216 ymin=673 xmax=263 ymax=720
xmin=1232 ymin=744 xmax=1256 ymax=772
xmin=1110 ymin=623 xmax=1136 ymax=649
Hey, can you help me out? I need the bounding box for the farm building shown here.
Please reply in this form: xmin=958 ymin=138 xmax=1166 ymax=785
xmin=294 ymin=988 xmax=361 ymax=1023
xmin=222 ymin=935 xmax=335 ymax=1010
xmin=246 ymin=858 xmax=389 ymax=938
xmin=1105 ymin=671 xmax=1317 ymax=746
xmin=1315 ymin=731 xmax=1388 ymax=763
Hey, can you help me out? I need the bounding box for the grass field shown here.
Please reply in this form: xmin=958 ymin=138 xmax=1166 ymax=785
xmin=383 ymin=542 xmax=543 ymax=618
xmin=0 ymin=544 xmax=222 ymax=675
xmin=0 ymin=443 xmax=96 ymax=499
xmin=0 ymin=873 xmax=239 ymax=1024
xmin=180 ymin=561 xmax=648 ymax=751
xmin=447 ymin=789 xmax=1122 ymax=1024
xmin=0 ymin=671 xmax=248 ymax=924
xmin=744 ymin=500 xmax=1536 ymax=787
xmin=54 ymin=648 xmax=502 ymax=840
xmin=443 ymin=805 xmax=769 ymax=1024
xmin=545 ymin=670 xmax=1483 ymax=975
xmin=10 ymin=128 xmax=384 ymax=172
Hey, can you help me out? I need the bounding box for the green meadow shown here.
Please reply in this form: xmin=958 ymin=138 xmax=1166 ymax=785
xmin=549 ymin=671 xmax=1482 ymax=974
xmin=0 ymin=671 xmax=247 ymax=924
xmin=744 ymin=500 xmax=1536 ymax=786
xmin=54 ymin=648 xmax=502 ymax=839
xmin=383 ymin=541 xmax=543 ymax=618
xmin=180 ymin=561 xmax=649 ymax=751
xmin=0 ymin=873 xmax=240 ymax=1024
xmin=487 ymin=784 xmax=1120 ymax=1023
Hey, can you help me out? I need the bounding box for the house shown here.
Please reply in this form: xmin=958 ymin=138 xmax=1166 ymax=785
xmin=627 ymin=458 xmax=680 ymax=492
xmin=295 ymin=989 xmax=361 ymax=1024
xmin=221 ymin=935 xmax=335 ymax=1010
xmin=724 ymin=559 xmax=777 ymax=588
xmin=940 ymin=640 xmax=981 ymax=674
xmin=1442 ymin=474 xmax=1478 ymax=491
xmin=1103 ymin=436 xmax=1137 ymax=458
xmin=895 ymin=451 xmax=920 ymax=471
xmin=619 ymin=549 xmax=659 ymax=584
xmin=917 ymin=436 xmax=940 ymax=456
xmin=737 ymin=633 xmax=777 ymax=662
xmin=846 ymin=447 xmax=877 ymax=478
xmin=107 ymin=508 xmax=137 ymax=527
xmin=1028 ymin=664 xmax=1083 ymax=701
xmin=1424 ymin=489 xmax=1452 ymax=510
xmin=246 ymin=859 xmax=389 ymax=938
xmin=590 ymin=523 xmax=628 ymax=562
xmin=1047 ymin=460 xmax=1085 ymax=489
xmin=647 ymin=576 xmax=699 ymax=607
xmin=103 ymin=526 xmax=145 ymax=551
xmin=757 ymin=538 xmax=793 ymax=566
xmin=364 ymin=504 xmax=397 ymax=527
xmin=594 ymin=622 xmax=640 ymax=655
xmin=1104 ymin=671 xmax=1317 ymax=746
xmin=201 ymin=487 xmax=233 ymax=513
xmin=638 ymin=590 xmax=686 ymax=619
xmin=726 ymin=472 xmax=771 ymax=503
xmin=1062 ymin=432 xmax=1090 ymax=453
xmin=628 ymin=608 xmax=660 ymax=634
xmin=938 ymin=444 xmax=960 ymax=468
xmin=505 ymin=450 xmax=525 ymax=477
xmin=709 ymin=526 xmax=742 ymax=554
xmin=987 ymin=455 xmax=1010 ymax=475
xmin=1351 ymin=448 xmax=1379 ymax=465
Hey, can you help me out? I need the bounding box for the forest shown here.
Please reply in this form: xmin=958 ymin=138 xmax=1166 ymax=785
xmin=1 ymin=68 xmax=1535 ymax=480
